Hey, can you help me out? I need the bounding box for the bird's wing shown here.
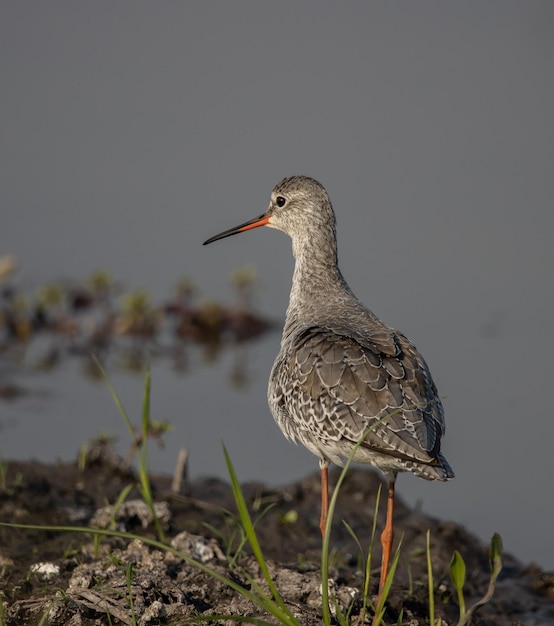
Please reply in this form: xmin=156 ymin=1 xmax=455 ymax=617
xmin=287 ymin=325 xmax=445 ymax=463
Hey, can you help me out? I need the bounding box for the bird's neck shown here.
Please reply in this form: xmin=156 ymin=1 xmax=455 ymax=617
xmin=283 ymin=239 xmax=353 ymax=341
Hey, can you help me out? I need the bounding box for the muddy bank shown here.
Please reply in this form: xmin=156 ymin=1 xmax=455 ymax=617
xmin=0 ymin=457 xmax=552 ymax=625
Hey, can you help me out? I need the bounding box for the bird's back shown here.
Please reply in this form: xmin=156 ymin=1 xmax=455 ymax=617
xmin=268 ymin=304 xmax=454 ymax=481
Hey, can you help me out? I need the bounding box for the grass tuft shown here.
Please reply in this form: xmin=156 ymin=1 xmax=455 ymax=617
xmin=92 ymin=356 xmax=166 ymax=543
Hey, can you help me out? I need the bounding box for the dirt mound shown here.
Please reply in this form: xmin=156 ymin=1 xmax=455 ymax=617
xmin=0 ymin=459 xmax=552 ymax=625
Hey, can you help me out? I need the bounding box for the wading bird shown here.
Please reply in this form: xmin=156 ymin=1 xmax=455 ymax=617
xmin=203 ymin=176 xmax=454 ymax=613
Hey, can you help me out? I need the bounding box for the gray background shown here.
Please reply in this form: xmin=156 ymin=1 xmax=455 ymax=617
xmin=1 ymin=3 xmax=553 ymax=569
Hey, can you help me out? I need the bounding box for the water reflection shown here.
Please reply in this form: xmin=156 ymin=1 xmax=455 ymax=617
xmin=0 ymin=263 xmax=275 ymax=398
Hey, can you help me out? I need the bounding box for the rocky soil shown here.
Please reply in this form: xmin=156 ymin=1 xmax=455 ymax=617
xmin=0 ymin=453 xmax=552 ymax=625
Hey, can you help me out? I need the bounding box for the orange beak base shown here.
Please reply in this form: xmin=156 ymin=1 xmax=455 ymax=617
xmin=203 ymin=213 xmax=270 ymax=245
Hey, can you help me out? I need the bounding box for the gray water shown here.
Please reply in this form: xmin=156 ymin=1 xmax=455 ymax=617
xmin=1 ymin=2 xmax=553 ymax=570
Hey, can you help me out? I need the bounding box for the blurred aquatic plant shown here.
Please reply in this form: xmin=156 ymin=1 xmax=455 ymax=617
xmin=37 ymin=283 xmax=66 ymax=309
xmin=174 ymin=276 xmax=199 ymax=302
xmin=0 ymin=256 xmax=18 ymax=284
xmin=1 ymin=296 xmax=32 ymax=342
xmin=116 ymin=290 xmax=160 ymax=337
xmin=230 ymin=265 xmax=257 ymax=310
xmin=194 ymin=300 xmax=225 ymax=349
xmin=120 ymin=290 xmax=153 ymax=317
xmin=1 ymin=267 xmax=274 ymax=385
xmin=86 ymin=269 xmax=118 ymax=299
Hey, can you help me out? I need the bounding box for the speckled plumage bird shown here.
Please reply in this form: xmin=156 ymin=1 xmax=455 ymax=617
xmin=203 ymin=175 xmax=454 ymax=606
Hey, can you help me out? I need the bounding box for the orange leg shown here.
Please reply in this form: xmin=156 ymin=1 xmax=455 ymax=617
xmin=373 ymin=479 xmax=395 ymax=624
xmin=320 ymin=463 xmax=329 ymax=538
xmin=379 ymin=480 xmax=395 ymax=591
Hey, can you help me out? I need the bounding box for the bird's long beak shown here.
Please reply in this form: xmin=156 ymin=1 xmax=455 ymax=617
xmin=203 ymin=213 xmax=270 ymax=245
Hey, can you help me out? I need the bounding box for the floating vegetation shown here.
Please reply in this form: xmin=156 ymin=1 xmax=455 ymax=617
xmin=0 ymin=260 xmax=275 ymax=390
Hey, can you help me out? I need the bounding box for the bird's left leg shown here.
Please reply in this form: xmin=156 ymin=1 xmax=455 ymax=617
xmin=373 ymin=477 xmax=396 ymax=624
xmin=379 ymin=478 xmax=396 ymax=591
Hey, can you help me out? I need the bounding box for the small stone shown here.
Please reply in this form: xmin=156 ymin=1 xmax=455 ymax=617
xmin=90 ymin=499 xmax=171 ymax=531
xmin=29 ymin=562 xmax=60 ymax=581
xmin=170 ymin=530 xmax=226 ymax=563
xmin=138 ymin=600 xmax=166 ymax=625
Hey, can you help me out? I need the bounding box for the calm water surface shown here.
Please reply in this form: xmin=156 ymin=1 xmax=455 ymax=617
xmin=2 ymin=2 xmax=553 ymax=570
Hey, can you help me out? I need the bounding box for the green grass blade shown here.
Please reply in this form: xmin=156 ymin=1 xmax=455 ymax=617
xmin=126 ymin=562 xmax=137 ymax=625
xmin=321 ymin=442 xmax=374 ymax=624
xmin=135 ymin=366 xmax=165 ymax=542
xmin=36 ymin=603 xmax=53 ymax=626
xmin=92 ymin=483 xmax=135 ymax=554
xmin=322 ymin=417 xmax=397 ymax=626
xmin=111 ymin=484 xmax=135 ymax=521
xmin=372 ymin=538 xmax=402 ymax=624
xmin=489 ymin=532 xmax=503 ymax=578
xmin=321 ymin=460 xmax=355 ymax=626
xmin=449 ymin=550 xmax=466 ymax=619
xmin=364 ymin=482 xmax=381 ymax=615
xmin=342 ymin=519 xmax=366 ymax=571
xmin=186 ymin=615 xmax=282 ymax=625
xmin=427 ymin=529 xmax=435 ymax=625
xmin=140 ymin=365 xmax=151 ymax=437
xmin=449 ymin=550 xmax=466 ymax=589
xmin=92 ymin=355 xmax=137 ymax=444
xmin=138 ymin=366 xmax=152 ymax=501
xmin=222 ymin=444 xmax=300 ymax=626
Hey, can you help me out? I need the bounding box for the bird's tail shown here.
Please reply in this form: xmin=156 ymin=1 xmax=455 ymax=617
xmin=409 ymin=453 xmax=455 ymax=481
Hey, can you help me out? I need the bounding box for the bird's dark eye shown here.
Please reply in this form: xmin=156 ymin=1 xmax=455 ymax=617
xmin=276 ymin=196 xmax=286 ymax=207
